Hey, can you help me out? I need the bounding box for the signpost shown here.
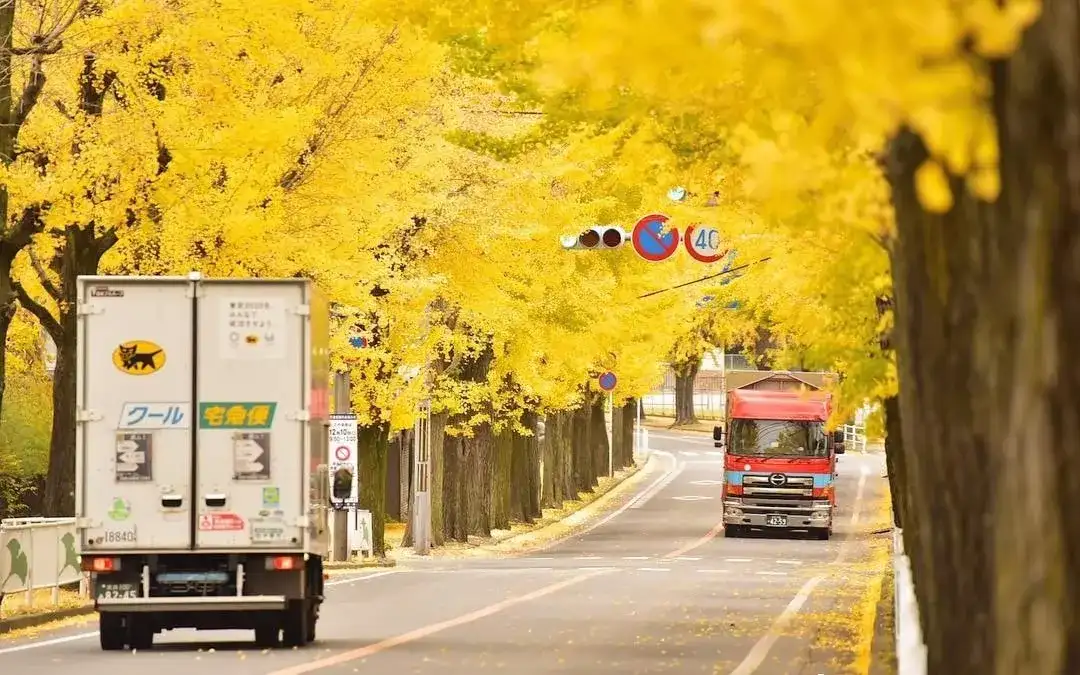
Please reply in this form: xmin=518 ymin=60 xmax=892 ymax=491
xmin=598 ymin=372 xmax=617 ymax=476
xmin=329 ymin=372 xmax=357 ymax=561
xmin=631 ymin=214 xmax=680 ymax=262
xmin=683 ymin=224 xmax=727 ymax=263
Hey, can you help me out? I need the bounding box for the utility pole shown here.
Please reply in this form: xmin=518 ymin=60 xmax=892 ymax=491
xmin=332 ymin=371 xmax=351 ymax=562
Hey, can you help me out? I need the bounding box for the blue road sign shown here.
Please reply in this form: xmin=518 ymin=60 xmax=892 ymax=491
xmin=349 ymin=336 xmax=367 ymax=348
xmin=598 ymin=371 xmax=617 ymax=391
xmin=631 ymin=214 xmax=680 ymax=262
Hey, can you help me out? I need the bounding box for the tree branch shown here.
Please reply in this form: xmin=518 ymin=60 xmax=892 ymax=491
xmin=27 ymin=246 xmax=59 ymax=300
xmin=12 ymin=280 xmax=61 ymax=341
xmin=13 ymin=53 xmax=46 ymax=130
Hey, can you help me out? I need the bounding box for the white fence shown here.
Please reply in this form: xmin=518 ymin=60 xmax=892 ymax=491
xmin=895 ymin=527 xmax=927 ymax=674
xmin=842 ymin=423 xmax=868 ymax=452
xmin=641 ymin=392 xmax=726 ymax=420
xmin=0 ymin=517 xmax=88 ymax=611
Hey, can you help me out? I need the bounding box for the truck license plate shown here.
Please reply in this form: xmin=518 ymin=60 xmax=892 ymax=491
xmin=95 ymin=581 xmax=139 ymax=600
xmin=765 ymin=514 xmax=788 ymax=527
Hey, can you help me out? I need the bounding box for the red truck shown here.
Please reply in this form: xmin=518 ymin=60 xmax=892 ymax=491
xmin=713 ymin=372 xmax=845 ymax=540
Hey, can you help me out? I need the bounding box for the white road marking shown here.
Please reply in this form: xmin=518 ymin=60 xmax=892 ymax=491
xmin=574 ymin=556 xmax=602 ymax=560
xmin=627 ymin=451 xmax=683 ymax=510
xmin=756 ymin=571 xmax=787 ymax=576
xmin=730 ymin=575 xmax=825 ymax=675
xmin=671 ymin=495 xmax=713 ymax=501
xmin=776 ymin=560 xmax=802 ymax=566
xmin=690 ymin=479 xmax=724 ymax=486
xmin=850 ymin=463 xmax=870 ymax=525
xmin=706 ymin=451 xmax=724 ymax=457
xmin=725 ymin=558 xmax=753 ymax=563
xmin=680 ymin=451 xmax=700 ymax=456
xmin=0 ymin=570 xmax=402 ymax=655
xmin=698 ymin=569 xmax=730 ymax=574
xmin=637 ymin=567 xmax=671 ymax=572
xmin=622 ymin=556 xmax=651 ymax=560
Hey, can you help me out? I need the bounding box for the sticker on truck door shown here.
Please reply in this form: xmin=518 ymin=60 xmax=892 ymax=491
xmin=112 ymin=340 xmax=166 ymax=375
xmin=220 ymin=298 xmax=286 ymax=360
xmin=115 ymin=433 xmax=153 ymax=481
xmin=233 ymin=432 xmax=271 ymax=480
xmin=199 ymin=513 xmax=245 ymax=531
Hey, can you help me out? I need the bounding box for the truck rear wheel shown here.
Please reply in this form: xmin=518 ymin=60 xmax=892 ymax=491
xmin=129 ymin=621 xmax=154 ymax=650
xmin=255 ymin=625 xmax=280 ymax=648
xmin=99 ymin=614 xmax=126 ymax=651
xmin=282 ymin=600 xmax=310 ymax=647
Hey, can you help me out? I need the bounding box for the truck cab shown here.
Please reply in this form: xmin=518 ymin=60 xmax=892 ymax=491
xmin=714 ymin=384 xmax=843 ymax=540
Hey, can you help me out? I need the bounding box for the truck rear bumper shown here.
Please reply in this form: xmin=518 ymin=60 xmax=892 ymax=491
xmin=97 ymin=595 xmax=288 ymax=613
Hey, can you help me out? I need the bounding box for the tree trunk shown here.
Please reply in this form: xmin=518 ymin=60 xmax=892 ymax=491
xmin=430 ymin=411 xmax=447 ymax=546
xmin=510 ymin=412 xmax=539 ymax=524
xmin=883 ymin=395 xmax=905 ymax=529
xmin=443 ymin=432 xmax=467 ymax=542
xmin=465 ymin=422 xmax=493 ymax=537
xmin=541 ymin=412 xmax=556 ymax=508
xmin=490 ymin=426 xmax=513 ymax=530
xmin=357 ymin=423 xmax=389 ymax=557
xmin=572 ymin=405 xmax=592 ymax=492
xmin=590 ymin=395 xmax=610 ymax=479
xmin=40 ymin=224 xmax=117 ymax=516
xmin=673 ymin=358 xmax=700 ymax=426
xmin=883 ymin=5 xmax=1080 ymax=660
xmin=524 ymin=411 xmax=542 ymax=520
xmin=621 ymin=399 xmax=637 ymax=468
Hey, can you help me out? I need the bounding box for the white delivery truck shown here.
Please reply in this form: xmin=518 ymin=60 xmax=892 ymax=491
xmin=74 ymin=273 xmax=332 ymax=651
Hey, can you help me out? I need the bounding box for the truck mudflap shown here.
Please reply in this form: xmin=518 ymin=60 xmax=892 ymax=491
xmin=97 ymin=595 xmax=288 ymax=613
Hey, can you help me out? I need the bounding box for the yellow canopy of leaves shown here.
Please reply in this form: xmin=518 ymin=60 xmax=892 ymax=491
xmin=6 ymin=0 xmax=1016 ymax=432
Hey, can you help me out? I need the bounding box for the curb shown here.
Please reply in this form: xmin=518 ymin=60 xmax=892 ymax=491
xmin=640 ymin=420 xmax=714 ymax=434
xmin=0 ymin=605 xmax=95 ymax=634
xmin=387 ymin=452 xmax=660 ymax=561
xmin=324 ymin=557 xmax=397 ymax=569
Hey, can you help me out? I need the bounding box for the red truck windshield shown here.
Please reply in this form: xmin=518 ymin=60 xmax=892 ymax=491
xmin=728 ymin=419 xmax=829 ymax=458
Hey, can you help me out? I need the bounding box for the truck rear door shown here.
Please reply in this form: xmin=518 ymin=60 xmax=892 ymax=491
xmin=194 ymin=280 xmax=308 ymax=550
xmin=78 ymin=277 xmax=195 ymax=551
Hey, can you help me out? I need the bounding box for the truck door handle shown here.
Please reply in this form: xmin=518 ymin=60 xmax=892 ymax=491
xmin=204 ymin=494 xmax=227 ymax=508
xmin=161 ymin=494 xmax=183 ymax=509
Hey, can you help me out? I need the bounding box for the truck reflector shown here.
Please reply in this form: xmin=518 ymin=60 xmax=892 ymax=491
xmin=82 ymin=556 xmax=119 ymax=572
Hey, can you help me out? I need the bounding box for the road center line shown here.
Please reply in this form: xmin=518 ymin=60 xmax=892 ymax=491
xmin=265 ymin=568 xmax=614 ymax=675
xmin=663 ymin=520 xmax=725 ymax=559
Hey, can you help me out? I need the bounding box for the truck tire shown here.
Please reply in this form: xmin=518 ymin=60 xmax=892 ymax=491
xmin=725 ymin=525 xmax=745 ymax=538
xmin=129 ymin=621 xmax=154 ymax=650
xmin=305 ymin=603 xmax=317 ymax=643
xmin=99 ymin=614 xmax=126 ymax=651
xmin=255 ymin=625 xmax=280 ymax=648
xmin=282 ymin=600 xmax=309 ymax=647
xmin=812 ymin=527 xmax=831 ymax=541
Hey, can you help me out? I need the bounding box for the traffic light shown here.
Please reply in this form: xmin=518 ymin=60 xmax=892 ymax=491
xmin=559 ymin=226 xmax=628 ymax=250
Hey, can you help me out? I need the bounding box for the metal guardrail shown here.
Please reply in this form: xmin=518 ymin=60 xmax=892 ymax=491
xmin=0 ymin=517 xmax=89 ymax=612
xmin=843 ymin=423 xmax=868 ymax=452
xmin=894 ymin=527 xmax=927 ymax=674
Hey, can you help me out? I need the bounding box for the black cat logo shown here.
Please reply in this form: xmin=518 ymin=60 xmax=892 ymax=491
xmin=112 ymin=340 xmax=166 ymax=375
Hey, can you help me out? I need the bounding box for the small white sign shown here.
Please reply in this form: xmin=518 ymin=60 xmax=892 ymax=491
xmin=220 ymin=297 xmax=286 ymax=360
xmin=118 ymin=402 xmax=190 ymax=429
xmin=328 ymin=414 xmax=358 ymax=505
xmin=349 ymin=509 xmax=373 ymax=557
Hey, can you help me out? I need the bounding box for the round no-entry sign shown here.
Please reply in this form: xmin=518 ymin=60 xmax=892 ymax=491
xmin=684 ymin=224 xmax=727 ymax=263
xmin=335 ymin=445 xmax=351 ymax=461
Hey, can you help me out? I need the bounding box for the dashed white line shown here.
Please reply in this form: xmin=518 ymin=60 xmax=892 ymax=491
xmin=757 ymin=571 xmax=787 ymax=576
xmin=623 ymin=556 xmax=651 ymax=560
xmin=680 ymin=451 xmax=700 ymax=456
xmin=775 ymin=560 xmax=803 ymax=566
xmin=575 ymin=556 xmax=603 ymax=560
xmin=637 ymin=567 xmax=671 ymax=572
xmin=698 ymin=569 xmax=730 ymax=574
xmin=725 ymin=558 xmax=753 ymax=563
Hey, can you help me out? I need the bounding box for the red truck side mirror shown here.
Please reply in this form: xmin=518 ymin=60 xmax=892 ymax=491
xmin=713 ymin=425 xmax=724 ymax=448
xmin=832 ymin=429 xmax=845 ymax=454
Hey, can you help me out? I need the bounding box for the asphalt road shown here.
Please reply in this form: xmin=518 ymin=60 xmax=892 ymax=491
xmin=0 ymin=429 xmax=889 ymax=674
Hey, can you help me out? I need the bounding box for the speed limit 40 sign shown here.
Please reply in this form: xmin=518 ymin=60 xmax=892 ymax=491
xmin=683 ymin=224 xmax=727 ymax=263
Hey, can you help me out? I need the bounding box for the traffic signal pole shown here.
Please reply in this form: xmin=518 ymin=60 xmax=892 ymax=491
xmin=332 ymin=371 xmax=351 ymax=562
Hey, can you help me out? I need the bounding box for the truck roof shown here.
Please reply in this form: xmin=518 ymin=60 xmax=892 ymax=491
xmin=728 ymin=389 xmax=831 ymax=422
